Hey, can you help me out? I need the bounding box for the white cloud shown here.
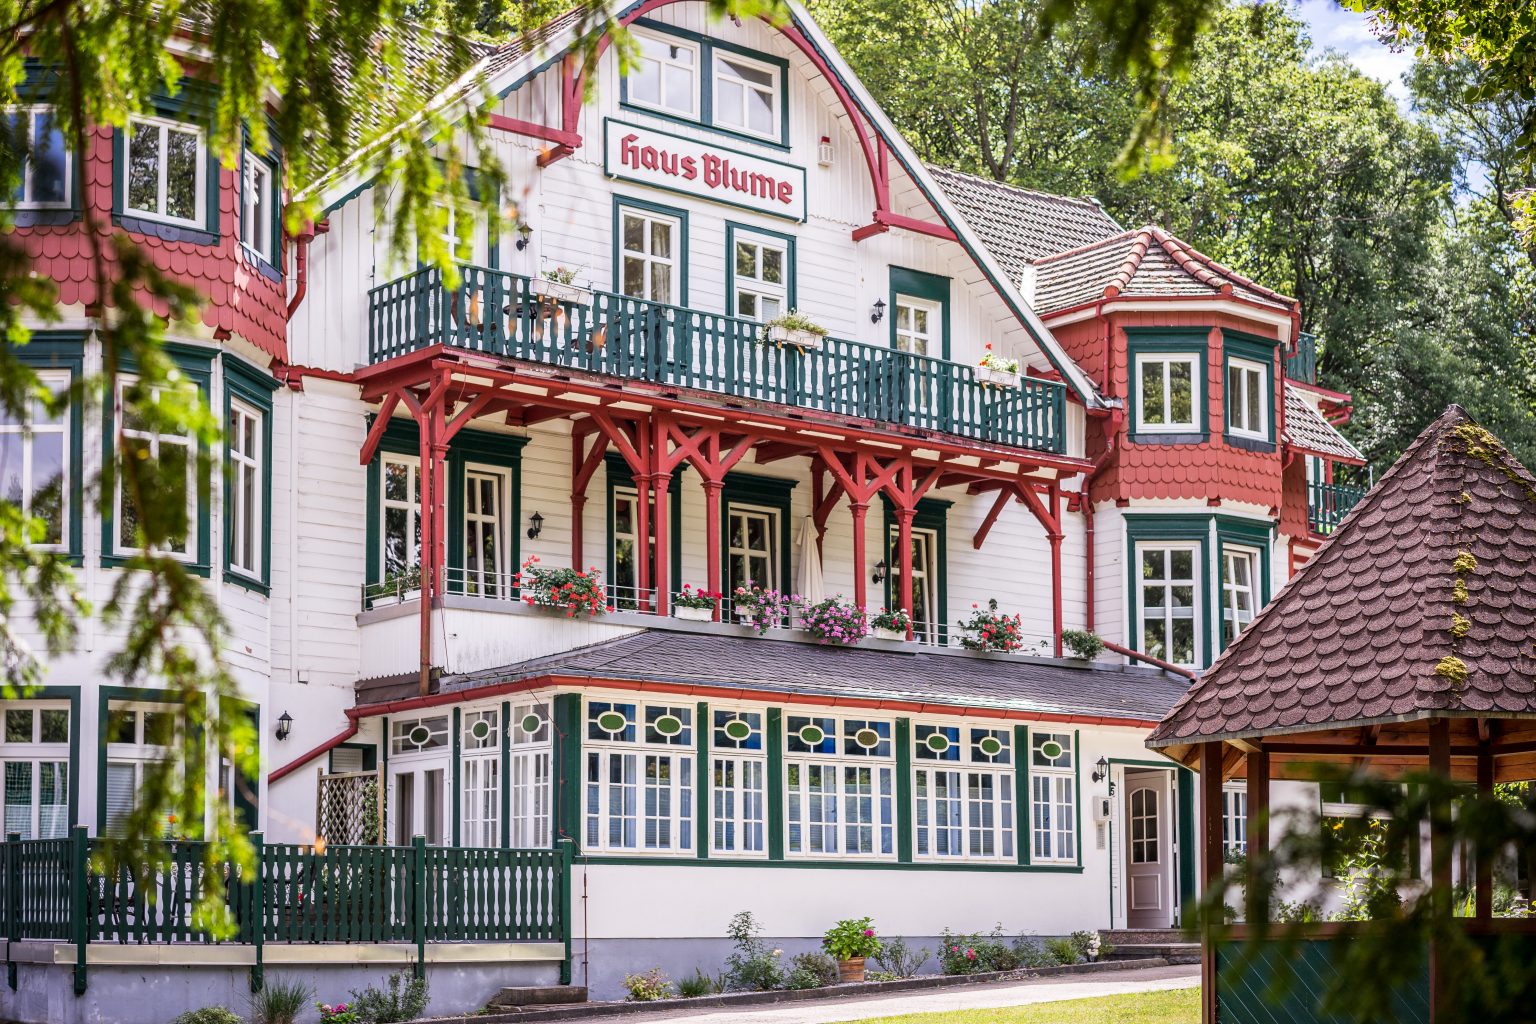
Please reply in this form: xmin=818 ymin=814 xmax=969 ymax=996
xmin=1292 ymin=0 xmax=1415 ymax=100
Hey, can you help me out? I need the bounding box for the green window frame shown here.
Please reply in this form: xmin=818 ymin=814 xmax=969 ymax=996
xmin=618 ymin=19 xmax=791 ymax=150
xmin=881 ymin=496 xmax=950 ymax=645
xmin=11 ymin=64 xmax=84 ymax=227
xmin=612 ymin=195 xmax=689 ymax=306
xmin=605 ymin=453 xmax=682 ymax=610
xmin=222 ymin=355 xmax=277 ymax=593
xmin=0 ymin=685 xmax=80 ymax=838
xmin=1222 ymin=331 xmax=1279 ymax=451
xmin=725 ymin=221 xmax=795 ymax=322
xmin=8 ymin=333 xmax=84 ymax=562
xmin=96 ymin=685 xmax=199 ymax=836
xmin=238 ymin=127 xmax=283 ymax=278
xmin=1215 ymin=515 xmax=1272 ymax=653
xmin=111 ymin=80 xmax=221 ymax=244
xmin=101 ymin=342 xmax=215 ymax=575
xmin=721 ymin=473 xmax=796 ymax=599
xmin=889 ymin=266 xmax=951 ymax=361
xmin=363 ymin=417 xmax=527 ymax=598
xmin=1127 ymin=329 xmax=1209 ymax=443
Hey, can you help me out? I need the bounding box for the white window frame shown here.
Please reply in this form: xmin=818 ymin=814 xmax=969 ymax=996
xmin=610 ymin=486 xmax=654 ymax=610
xmin=380 ymin=452 xmax=422 ymax=583
xmin=1222 ymin=784 xmax=1247 ymax=858
xmin=1135 ymin=353 xmax=1201 ymax=433
xmin=1221 ymin=546 xmax=1261 ymax=646
xmin=1137 ymin=542 xmax=1202 ymax=668
xmin=912 ymin=723 xmax=1014 ymax=863
xmin=114 ymin=375 xmax=196 ymax=559
xmin=1226 ymin=357 xmax=1268 ymax=440
xmin=888 ymin=526 xmax=940 ymax=646
xmin=227 ymin=397 xmax=263 ymax=580
xmin=626 ymin=28 xmax=701 ymax=119
xmin=710 ymin=706 xmax=767 ymax=858
xmin=0 ymin=367 xmax=70 ymax=550
xmin=462 ymin=464 xmax=511 ymax=599
xmin=584 ymin=699 xmax=694 ymax=856
xmin=240 ymin=149 xmax=276 ymax=264
xmin=711 ymin=50 xmax=780 ymax=140
xmin=1029 ymin=730 xmax=1076 ymax=864
xmin=123 ymin=114 xmax=206 ymax=228
xmin=104 ymin=702 xmax=176 ymax=837
xmin=784 ymin=714 xmax=896 ymax=860
xmin=8 ymin=105 xmax=71 ymax=209
xmin=618 ymin=206 xmax=682 ymax=306
xmin=893 ymin=295 xmax=940 ymax=357
xmin=726 ymin=503 xmax=778 ymax=595
xmin=388 ymin=721 xmax=448 ymax=846
xmin=1129 ymin=783 xmax=1159 ymax=864
xmin=509 ymin=702 xmax=552 ymax=848
xmin=732 ymin=231 xmax=788 ymax=323
xmin=1 ymin=702 xmax=70 ymax=839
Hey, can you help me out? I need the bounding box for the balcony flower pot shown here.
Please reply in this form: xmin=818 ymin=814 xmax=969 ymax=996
xmin=531 ymin=277 xmax=593 ymax=307
xmin=977 ymin=365 xmax=1021 ymax=388
xmin=836 ymin=957 xmax=867 ymax=984
xmin=766 ymin=324 xmax=823 ymax=351
xmin=674 ymin=605 xmax=713 ymax=622
xmin=872 ymin=626 xmax=905 ymax=642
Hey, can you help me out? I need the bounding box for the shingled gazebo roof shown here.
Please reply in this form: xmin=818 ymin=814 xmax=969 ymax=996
xmin=1149 ymin=406 xmax=1536 ymax=766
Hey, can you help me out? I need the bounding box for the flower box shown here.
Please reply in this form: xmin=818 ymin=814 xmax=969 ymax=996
xmin=872 ymin=626 xmax=906 ymax=642
xmin=767 ymin=324 xmax=823 ymax=350
xmin=531 ymin=277 xmax=593 ymax=307
xmin=674 ymin=605 xmax=714 ymax=622
xmin=977 ymin=365 xmax=1021 ymax=388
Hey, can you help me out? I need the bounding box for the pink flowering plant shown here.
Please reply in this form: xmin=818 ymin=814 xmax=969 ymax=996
xmin=731 ymin=583 xmax=801 ymax=634
xmin=317 ymin=1002 xmax=362 ymax=1024
xmin=673 ymin=584 xmax=721 ymax=610
xmin=869 ymin=607 xmax=911 ymax=633
xmin=957 ymin=598 xmax=1025 ymax=653
xmin=512 ymin=555 xmax=612 ymax=617
xmin=800 ymin=596 xmax=869 ymax=645
xmin=822 ymin=917 xmax=882 ymax=961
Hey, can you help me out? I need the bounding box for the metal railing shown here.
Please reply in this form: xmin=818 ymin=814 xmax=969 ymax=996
xmin=1308 ymin=480 xmax=1366 ymax=535
xmin=367 ymin=265 xmax=1068 ymax=454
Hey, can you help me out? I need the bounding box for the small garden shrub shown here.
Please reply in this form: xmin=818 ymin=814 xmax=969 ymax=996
xmin=1043 ymin=936 xmax=1083 ymax=965
xmin=1067 ymin=930 xmax=1102 ymax=962
xmin=623 ymin=969 xmax=673 ymax=1002
xmin=348 ymin=969 xmax=429 ymax=1023
xmin=938 ymin=927 xmax=1021 ymax=974
xmin=1014 ymin=938 xmax=1056 ymax=968
xmin=172 ymin=1010 xmax=242 ymax=1024
xmin=251 ymin=977 xmax=313 ymax=1024
xmin=785 ymin=952 xmax=840 ymax=990
xmin=677 ymin=969 xmax=719 ymax=998
xmin=1060 ymin=629 xmax=1104 ymax=660
xmin=872 ymin=935 xmax=930 ymax=978
xmin=317 ymin=1005 xmax=361 ymax=1024
xmin=723 ymin=910 xmax=784 ymax=991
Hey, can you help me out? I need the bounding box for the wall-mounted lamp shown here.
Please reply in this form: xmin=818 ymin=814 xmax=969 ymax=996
xmin=515 ymin=223 xmax=533 ymax=251
xmin=871 ymin=559 xmax=888 ymax=584
xmin=870 ymin=299 xmax=886 ymax=325
xmin=1091 ymin=755 xmax=1110 ymax=784
xmin=276 ymin=711 xmax=293 ymax=742
xmin=526 ymin=511 xmax=544 ymax=540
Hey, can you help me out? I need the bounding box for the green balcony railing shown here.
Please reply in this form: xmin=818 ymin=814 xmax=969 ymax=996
xmin=1308 ymin=480 xmax=1366 ymax=535
xmin=1287 ymin=331 xmax=1318 ymax=385
xmin=368 ymin=265 xmax=1068 ymax=455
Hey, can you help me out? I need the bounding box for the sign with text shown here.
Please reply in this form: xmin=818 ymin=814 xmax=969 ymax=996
xmin=603 ymin=119 xmax=807 ymax=222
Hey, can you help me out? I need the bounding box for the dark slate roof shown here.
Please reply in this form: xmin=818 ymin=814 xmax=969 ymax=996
xmin=926 ymin=166 xmax=1122 ymax=283
xmin=422 ymin=630 xmax=1192 ymax=724
xmin=1283 ymin=384 xmax=1365 ymax=463
xmin=1150 ymin=406 xmax=1536 ymax=748
xmin=1031 ymin=226 xmax=1297 ymax=316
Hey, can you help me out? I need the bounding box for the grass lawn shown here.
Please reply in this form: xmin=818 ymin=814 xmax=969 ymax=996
xmin=846 ymin=987 xmax=1199 ymax=1024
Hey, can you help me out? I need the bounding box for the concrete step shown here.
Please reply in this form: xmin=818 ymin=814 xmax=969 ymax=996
xmin=1106 ymin=943 xmax=1201 ymax=966
xmin=489 ymin=986 xmax=589 ymax=1009
xmin=1099 ymin=928 xmax=1189 ymax=946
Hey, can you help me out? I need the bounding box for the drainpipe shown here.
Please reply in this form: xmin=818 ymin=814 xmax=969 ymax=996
xmin=285 ymin=218 xmax=330 ymax=318
xmin=1080 ymin=408 xmax=1121 ymax=632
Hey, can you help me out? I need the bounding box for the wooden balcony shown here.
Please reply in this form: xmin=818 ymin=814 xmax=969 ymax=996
xmin=1308 ymin=480 xmax=1367 ymax=535
xmin=367 ymin=265 xmax=1068 ymax=455
xmin=1287 ymin=330 xmax=1318 ymax=385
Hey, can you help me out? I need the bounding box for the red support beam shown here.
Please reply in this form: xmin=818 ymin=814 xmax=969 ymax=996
xmin=571 ymin=428 xmax=606 ymax=570
xmin=973 ymin=489 xmax=1013 ymax=550
xmin=894 ymin=506 xmax=915 ymax=638
xmin=704 ymin=480 xmax=724 ymax=619
xmin=1246 ymin=749 xmax=1270 ymax=925
xmin=850 ymin=502 xmax=869 ymax=610
xmin=359 ymin=391 xmax=401 ymax=465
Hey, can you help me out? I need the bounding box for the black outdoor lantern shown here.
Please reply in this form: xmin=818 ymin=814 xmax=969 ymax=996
xmin=870 ymin=299 xmax=886 ymax=324
xmin=1091 ymin=755 xmax=1110 ymax=784
xmin=515 ymin=222 xmax=533 ymax=251
xmin=276 ymin=711 xmax=293 ymax=742
xmin=527 ymin=511 xmax=544 ymax=539
xmin=871 ymin=559 xmax=888 ymax=584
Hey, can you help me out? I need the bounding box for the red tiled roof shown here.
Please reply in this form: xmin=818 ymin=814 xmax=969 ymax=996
xmin=1149 ymin=406 xmax=1536 ymax=747
xmin=1283 ymin=384 xmax=1364 ymax=464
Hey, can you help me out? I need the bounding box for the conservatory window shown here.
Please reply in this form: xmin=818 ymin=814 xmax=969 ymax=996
xmin=784 ymin=715 xmax=895 ymax=859
xmin=1029 ymin=731 xmax=1076 ymax=863
xmin=913 ymin=724 xmax=1014 ymax=861
xmin=585 ymin=700 xmax=693 ymax=854
xmin=0 ymin=368 xmax=69 ymax=548
xmin=1222 ymin=785 xmax=1247 ymax=857
xmin=1140 ymin=544 xmax=1200 ymax=667
xmin=711 ymin=710 xmax=766 ymax=856
xmin=390 ymin=715 xmax=449 ymax=755
xmin=509 ymin=702 xmax=552 ymax=848
xmin=459 ymin=708 xmax=501 ymax=847
xmin=1 ymin=703 xmax=70 ymax=839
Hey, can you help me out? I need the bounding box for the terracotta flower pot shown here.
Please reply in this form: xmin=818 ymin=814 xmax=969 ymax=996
xmin=837 ymin=957 xmax=866 ymax=983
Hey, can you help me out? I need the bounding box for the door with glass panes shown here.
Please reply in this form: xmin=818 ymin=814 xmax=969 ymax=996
xmin=890 ymin=295 xmax=943 ymax=423
xmin=887 ymin=527 xmax=940 ymax=644
xmin=618 ymin=207 xmax=681 ymax=381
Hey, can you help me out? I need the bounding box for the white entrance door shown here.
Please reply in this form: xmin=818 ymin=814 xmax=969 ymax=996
xmin=1126 ymin=770 xmax=1171 ymax=928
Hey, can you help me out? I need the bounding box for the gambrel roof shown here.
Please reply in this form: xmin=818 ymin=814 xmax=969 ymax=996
xmin=1150 ymin=406 xmax=1536 ymax=750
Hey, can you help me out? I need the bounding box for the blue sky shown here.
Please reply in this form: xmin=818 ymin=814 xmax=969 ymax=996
xmin=1293 ymin=0 xmax=1415 ymax=100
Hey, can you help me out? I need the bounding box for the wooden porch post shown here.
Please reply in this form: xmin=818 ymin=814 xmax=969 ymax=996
xmin=894 ymin=506 xmax=916 ymax=639
xmin=1200 ymin=741 xmax=1224 ymax=1024
xmin=634 ymin=474 xmax=652 ymax=610
xmin=1048 ymin=484 xmax=1064 ymax=657
xmin=1476 ymin=739 xmax=1494 ymax=923
xmin=1245 ymin=748 xmax=1270 ymax=925
xmin=650 ymin=471 xmax=671 ymax=617
xmin=704 ymin=480 xmax=724 ymax=620
xmin=416 ymin=417 xmax=437 ymax=696
xmin=1429 ymin=717 xmax=1452 ymax=1022
xmin=850 ymin=502 xmax=869 ymax=610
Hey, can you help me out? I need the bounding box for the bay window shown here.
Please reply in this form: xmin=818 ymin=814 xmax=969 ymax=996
xmin=1029 ymin=731 xmax=1076 ymax=863
xmin=1136 ymin=353 xmax=1200 ymax=433
xmin=1222 ymin=547 xmax=1260 ymax=646
xmin=913 ymin=723 xmax=1014 ymax=861
xmin=711 ymin=709 xmax=766 ymax=856
xmin=1226 ymin=358 xmax=1267 ymax=440
xmin=460 ymin=708 xmax=500 ymax=847
xmin=1 ymin=703 xmax=70 ymax=839
xmin=585 ymin=700 xmax=693 ymax=854
xmin=0 ymin=368 xmax=68 ymax=548
xmin=1139 ymin=544 xmax=1200 ymax=666
xmin=240 ymin=148 xmax=277 ymax=264
xmin=785 ymin=715 xmax=895 ymax=859
xmin=124 ymin=115 xmax=206 ymax=227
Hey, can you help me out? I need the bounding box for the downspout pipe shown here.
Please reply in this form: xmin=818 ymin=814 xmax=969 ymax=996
xmin=285 ymin=218 xmax=330 ymax=318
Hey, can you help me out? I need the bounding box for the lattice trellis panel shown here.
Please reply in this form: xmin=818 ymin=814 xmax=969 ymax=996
xmin=316 ymin=771 xmax=383 ymax=845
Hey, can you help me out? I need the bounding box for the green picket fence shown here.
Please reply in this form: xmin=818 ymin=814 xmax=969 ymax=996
xmin=367 ymin=264 xmax=1069 ymax=455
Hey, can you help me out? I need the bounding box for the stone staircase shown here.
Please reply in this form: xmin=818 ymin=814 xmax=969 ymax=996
xmin=486 ymin=986 xmax=589 ymax=1012
xmin=1099 ymin=928 xmax=1201 ymax=965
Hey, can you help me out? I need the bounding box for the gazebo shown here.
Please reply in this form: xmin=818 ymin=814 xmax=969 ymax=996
xmin=1147 ymin=406 xmax=1536 ymax=1023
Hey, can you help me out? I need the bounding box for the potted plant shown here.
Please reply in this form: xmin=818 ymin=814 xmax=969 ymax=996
xmin=531 ymin=264 xmax=593 ymax=306
xmin=1060 ymin=628 xmax=1105 ymax=661
xmin=957 ymin=598 xmax=1025 ymax=653
xmin=512 ymin=555 xmax=612 ymax=618
xmin=732 ymin=584 xmax=800 ymax=635
xmin=868 ymin=607 xmax=911 ymax=642
xmin=800 ymin=596 xmax=869 ymax=645
xmin=976 ymin=343 xmax=1021 ymax=387
xmin=822 ymin=917 xmax=882 ymax=984
xmin=762 ymin=310 xmax=829 ymax=351
xmin=672 ymin=584 xmax=720 ymax=622
xmin=372 ymin=566 xmax=421 ymax=607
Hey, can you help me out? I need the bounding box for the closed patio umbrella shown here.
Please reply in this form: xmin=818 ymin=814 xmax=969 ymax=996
xmin=795 ymin=515 xmax=824 ymax=605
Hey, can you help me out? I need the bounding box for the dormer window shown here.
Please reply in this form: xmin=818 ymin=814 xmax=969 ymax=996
xmin=629 ymin=30 xmax=700 ymax=118
xmin=1226 ymin=358 xmax=1268 ymax=440
xmin=620 ymin=22 xmax=790 ymax=148
xmin=6 ymin=106 xmax=70 ymax=208
xmin=1135 ymin=353 xmax=1200 ymax=433
xmin=125 ymin=115 xmax=206 ymax=228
